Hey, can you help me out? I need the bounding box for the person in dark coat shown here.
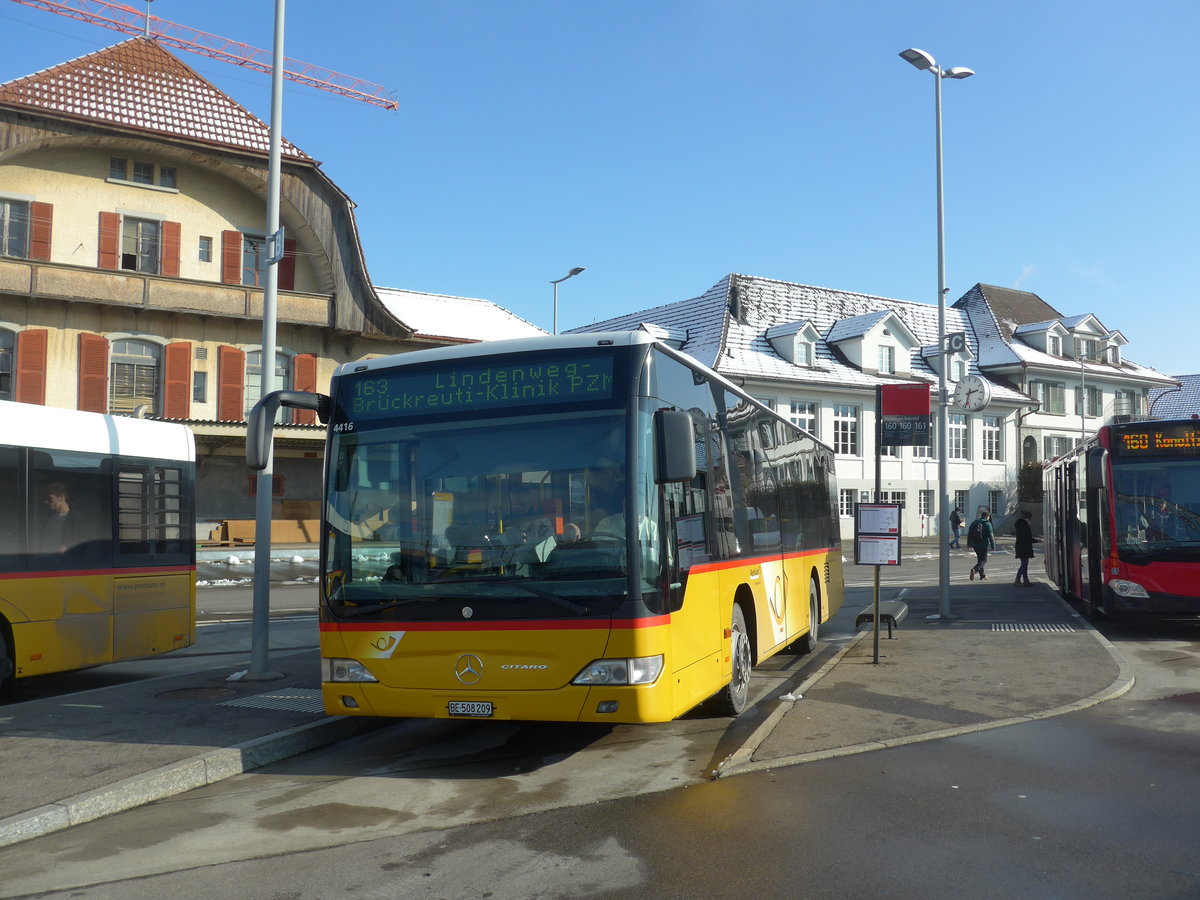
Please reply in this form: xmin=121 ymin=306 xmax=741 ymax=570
xmin=968 ymin=510 xmax=996 ymax=581
xmin=1013 ymin=509 xmax=1037 ymax=586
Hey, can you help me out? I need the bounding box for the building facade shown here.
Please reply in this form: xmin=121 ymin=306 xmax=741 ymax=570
xmin=577 ymin=274 xmax=1175 ymax=539
xmin=0 ymin=39 xmax=544 ymax=534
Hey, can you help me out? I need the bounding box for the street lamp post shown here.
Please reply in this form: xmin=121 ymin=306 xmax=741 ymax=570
xmin=550 ymin=267 xmax=585 ymax=335
xmin=899 ymin=48 xmax=973 ymax=620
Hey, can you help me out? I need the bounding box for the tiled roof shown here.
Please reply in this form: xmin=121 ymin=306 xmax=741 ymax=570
xmin=956 ymin=283 xmax=1174 ymax=384
xmin=572 ymin=273 xmax=1030 ymax=404
xmin=1149 ymin=374 xmax=1200 ymax=418
xmin=375 ymin=287 xmax=547 ymax=343
xmin=0 ymin=38 xmax=311 ymax=161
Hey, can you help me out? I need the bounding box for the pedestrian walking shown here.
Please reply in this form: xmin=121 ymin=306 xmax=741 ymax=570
xmin=967 ymin=510 xmax=996 ymax=580
xmin=949 ymin=506 xmax=963 ymax=549
xmin=1013 ymin=509 xmax=1037 ymax=586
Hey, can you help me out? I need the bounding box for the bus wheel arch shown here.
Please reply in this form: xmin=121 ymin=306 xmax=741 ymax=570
xmin=801 ymin=571 xmax=822 ymax=653
xmin=0 ymin=615 xmax=14 ymax=697
xmin=716 ymin=591 xmax=755 ymax=717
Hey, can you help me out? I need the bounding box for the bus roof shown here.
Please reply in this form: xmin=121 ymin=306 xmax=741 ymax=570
xmin=0 ymin=400 xmax=195 ymax=462
xmin=332 ymin=331 xmax=659 ymax=378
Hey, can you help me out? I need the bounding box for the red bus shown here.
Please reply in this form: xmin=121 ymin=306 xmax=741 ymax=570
xmin=1043 ymin=418 xmax=1200 ymax=618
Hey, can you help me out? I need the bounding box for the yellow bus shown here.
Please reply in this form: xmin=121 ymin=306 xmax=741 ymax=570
xmin=250 ymin=332 xmax=843 ymax=723
xmin=0 ymin=400 xmax=196 ymax=695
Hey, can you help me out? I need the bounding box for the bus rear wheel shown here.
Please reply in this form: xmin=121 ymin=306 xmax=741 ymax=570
xmin=716 ymin=604 xmax=751 ymax=716
xmin=800 ymin=578 xmax=821 ymax=653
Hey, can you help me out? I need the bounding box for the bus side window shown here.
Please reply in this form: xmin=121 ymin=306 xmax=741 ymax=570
xmin=0 ymin=446 xmax=21 ymax=572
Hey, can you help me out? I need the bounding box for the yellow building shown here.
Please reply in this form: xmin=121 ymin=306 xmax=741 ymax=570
xmin=0 ymin=38 xmax=542 ymax=533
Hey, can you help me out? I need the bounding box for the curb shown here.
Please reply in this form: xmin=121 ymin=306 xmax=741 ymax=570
xmin=715 ymin=588 xmax=1136 ymax=779
xmin=0 ymin=715 xmax=385 ymax=849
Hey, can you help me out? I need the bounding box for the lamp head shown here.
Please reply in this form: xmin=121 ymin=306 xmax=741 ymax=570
xmin=568 ymin=267 xmax=585 ymax=277
xmin=899 ymin=48 xmax=936 ymax=71
xmin=943 ymin=66 xmax=975 ymax=79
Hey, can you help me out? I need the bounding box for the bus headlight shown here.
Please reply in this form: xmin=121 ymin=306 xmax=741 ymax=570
xmin=1109 ymin=579 xmax=1149 ymax=599
xmin=573 ymin=655 xmax=663 ymax=686
xmin=323 ymin=658 xmax=379 ymax=683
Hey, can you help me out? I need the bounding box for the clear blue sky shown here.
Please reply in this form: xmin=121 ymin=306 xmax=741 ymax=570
xmin=4 ymin=0 xmax=1197 ymax=376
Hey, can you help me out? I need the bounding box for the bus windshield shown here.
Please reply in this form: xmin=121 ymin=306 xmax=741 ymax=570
xmin=1112 ymin=458 xmax=1200 ymax=559
xmin=325 ymin=408 xmax=661 ymax=619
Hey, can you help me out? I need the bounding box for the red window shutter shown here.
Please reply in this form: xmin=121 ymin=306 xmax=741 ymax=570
xmin=217 ymin=345 xmax=245 ymax=422
xmin=221 ymin=230 xmax=242 ymax=285
xmin=14 ymin=329 xmax=48 ymax=405
xmin=292 ymin=353 xmax=317 ymax=425
xmin=279 ymin=238 xmax=297 ymax=291
xmin=98 ymin=212 xmax=120 ymax=270
xmin=78 ymin=333 xmax=109 ymax=413
xmin=161 ymin=220 xmax=181 ymax=278
xmin=29 ymin=202 xmax=53 ymax=261
xmin=163 ymin=341 xmax=191 ymax=419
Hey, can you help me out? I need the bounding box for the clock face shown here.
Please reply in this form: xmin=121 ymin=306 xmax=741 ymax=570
xmin=953 ymin=375 xmax=991 ymax=411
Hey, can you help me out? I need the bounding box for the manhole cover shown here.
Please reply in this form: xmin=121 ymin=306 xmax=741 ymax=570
xmin=157 ymin=687 xmax=239 ymax=701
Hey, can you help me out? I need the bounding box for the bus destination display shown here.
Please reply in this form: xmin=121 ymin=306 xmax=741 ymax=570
xmin=1115 ymin=423 xmax=1200 ymax=456
xmin=344 ymin=355 xmax=616 ymax=419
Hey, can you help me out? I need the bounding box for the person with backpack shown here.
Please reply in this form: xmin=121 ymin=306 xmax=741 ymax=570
xmin=949 ymin=507 xmax=963 ymax=549
xmin=967 ymin=510 xmax=996 ymax=580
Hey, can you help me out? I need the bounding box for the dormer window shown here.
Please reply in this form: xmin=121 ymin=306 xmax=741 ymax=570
xmin=796 ymin=340 xmax=813 ymax=366
xmin=1049 ymin=335 xmax=1061 ymax=355
xmin=1107 ymin=346 xmax=1120 ymax=365
xmin=879 ymin=345 xmax=896 ymax=374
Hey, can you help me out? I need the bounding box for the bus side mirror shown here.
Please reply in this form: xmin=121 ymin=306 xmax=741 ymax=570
xmin=1086 ymin=447 xmax=1107 ymax=490
xmin=655 ymin=409 xmax=697 ymax=484
xmin=247 ymin=390 xmax=330 ymax=470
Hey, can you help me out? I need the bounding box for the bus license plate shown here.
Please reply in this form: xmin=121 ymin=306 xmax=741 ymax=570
xmin=448 ymin=701 xmax=493 ymax=718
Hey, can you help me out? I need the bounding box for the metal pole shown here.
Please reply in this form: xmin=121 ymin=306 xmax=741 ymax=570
xmin=246 ymin=0 xmax=286 ymax=680
xmin=934 ymin=69 xmax=952 ymax=619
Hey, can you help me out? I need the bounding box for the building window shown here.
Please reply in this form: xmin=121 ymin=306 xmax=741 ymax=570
xmin=1076 ymin=338 xmax=1096 ymax=360
xmin=878 ymin=345 xmax=895 ymax=374
xmin=245 ymin=349 xmax=291 ymax=419
xmin=243 ymin=234 xmax=268 ymax=286
xmin=121 ymin=217 xmax=160 ymax=274
xmin=839 ymin=488 xmax=855 ymax=517
xmin=982 ymin=415 xmax=1002 ymax=461
xmin=948 ymin=413 xmax=969 ymax=459
xmin=954 ymin=489 xmax=970 ymax=516
xmin=0 ymin=198 xmax=30 ymax=258
xmin=0 ymin=328 xmax=12 ymax=401
xmin=1077 ymin=385 xmax=1102 ymax=417
xmin=988 ymin=490 xmax=1003 ymax=516
xmin=132 ymin=161 xmax=154 ymax=185
xmin=754 ymin=397 xmax=776 ymax=411
xmin=108 ymin=157 xmax=176 ymax=189
xmin=833 ymin=405 xmax=859 ymax=455
xmin=198 ymin=235 xmax=212 ymax=262
xmin=193 ymin=371 xmax=207 ymax=404
xmin=1049 ymin=335 xmax=1061 ymax=356
xmin=109 ymin=157 xmax=127 ymax=180
xmin=1114 ymin=389 xmax=1141 ymax=417
xmin=1044 ymin=435 xmax=1074 ymax=459
xmin=1031 ymin=380 xmax=1066 ymax=415
xmin=789 ymin=400 xmax=817 ymax=436
xmin=883 ymin=490 xmax=906 ymax=508
xmin=913 ymin=437 xmax=933 ymax=459
xmin=1107 ymin=346 xmax=1121 ymax=365
xmin=919 ymin=489 xmax=933 ymax=517
xmin=952 ymin=358 xmax=967 ymax=381
xmin=159 ymin=166 xmax=177 ymax=189
xmin=881 ymin=443 xmax=900 ymax=458
xmin=110 ymin=339 xmax=161 ymax=416
xmin=795 ymin=341 xmax=813 ymax=366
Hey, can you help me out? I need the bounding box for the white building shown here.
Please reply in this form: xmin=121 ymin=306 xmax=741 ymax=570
xmin=576 ymin=274 xmax=1176 ymax=539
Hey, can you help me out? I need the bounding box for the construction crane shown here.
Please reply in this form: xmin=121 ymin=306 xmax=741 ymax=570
xmin=9 ymin=0 xmax=398 ymax=110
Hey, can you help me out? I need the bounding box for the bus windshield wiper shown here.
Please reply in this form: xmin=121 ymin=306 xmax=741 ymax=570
xmin=482 ymin=576 xmax=593 ymax=615
xmin=334 ymin=597 xmax=444 ymax=618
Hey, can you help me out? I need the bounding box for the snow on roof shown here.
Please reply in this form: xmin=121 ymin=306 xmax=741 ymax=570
xmin=375 ymin=287 xmax=547 ymax=343
xmin=0 ymin=38 xmax=311 ymax=161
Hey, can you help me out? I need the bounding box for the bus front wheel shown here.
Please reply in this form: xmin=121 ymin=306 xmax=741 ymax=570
xmin=716 ymin=604 xmax=751 ymax=716
xmin=0 ymin=626 xmax=14 ymax=700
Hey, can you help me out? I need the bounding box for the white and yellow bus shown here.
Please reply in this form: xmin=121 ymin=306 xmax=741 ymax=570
xmin=0 ymin=400 xmax=195 ymax=695
xmin=250 ymin=332 xmax=843 ymax=723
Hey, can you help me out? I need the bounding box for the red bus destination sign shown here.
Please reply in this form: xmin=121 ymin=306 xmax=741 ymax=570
xmin=1115 ymin=423 xmax=1200 ymax=457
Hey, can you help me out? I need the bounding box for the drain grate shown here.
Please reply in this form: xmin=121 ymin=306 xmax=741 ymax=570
xmin=992 ymin=622 xmax=1075 ymax=633
xmin=218 ymin=688 xmax=325 ymax=713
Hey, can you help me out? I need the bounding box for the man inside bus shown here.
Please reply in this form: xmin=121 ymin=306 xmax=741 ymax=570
xmin=39 ymin=481 xmax=84 ymax=555
xmin=505 ymin=481 xmax=556 ymax=562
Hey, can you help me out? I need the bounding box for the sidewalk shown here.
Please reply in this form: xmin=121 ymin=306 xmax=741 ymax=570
xmin=0 ymin=576 xmax=1130 ymax=848
xmin=718 ymin=580 xmax=1132 ymax=776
